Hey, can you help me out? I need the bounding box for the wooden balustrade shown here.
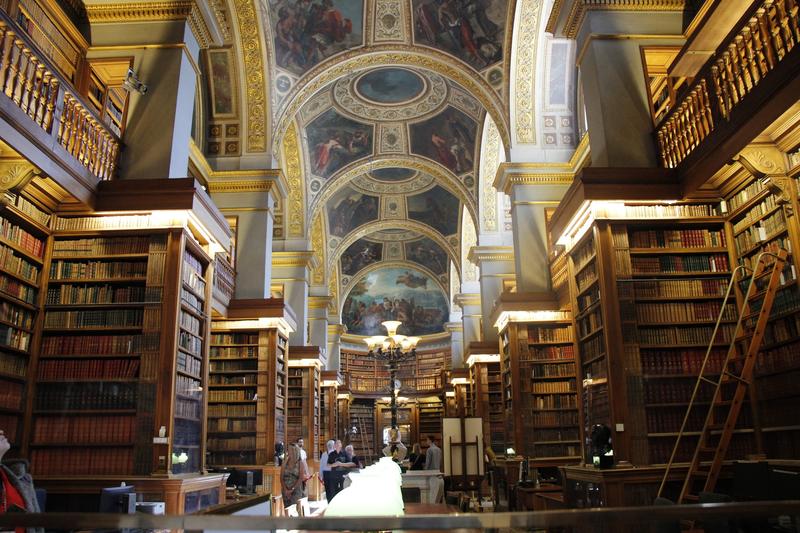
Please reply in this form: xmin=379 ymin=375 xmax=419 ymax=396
xmin=657 ymin=0 xmax=799 ymax=168
xmin=213 ymin=252 xmax=236 ymax=308
xmin=0 ymin=15 xmax=119 ymax=180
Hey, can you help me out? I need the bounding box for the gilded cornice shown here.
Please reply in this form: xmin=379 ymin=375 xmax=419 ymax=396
xmin=309 ymin=295 xmax=333 ymax=309
xmin=272 ymin=251 xmax=319 ymax=270
xmin=546 ymin=0 xmax=566 ymax=35
xmin=454 ymin=293 xmax=481 ymax=307
xmin=189 ymin=141 xmax=288 ymax=198
xmin=494 ymin=133 xmax=590 ymax=194
xmin=231 ymin=0 xmax=267 ymax=152
xmin=282 ymin=124 xmax=304 ymax=238
xmin=562 ymin=0 xmax=686 ymax=39
xmin=445 ymin=322 xmax=463 ymax=333
xmin=310 ymin=213 xmax=326 ymax=286
xmin=272 ymin=45 xmax=511 ymax=156
xmin=85 ymin=1 xmax=223 ymax=48
xmin=468 ymin=246 xmax=515 ymax=265
xmin=327 ymin=323 xmax=346 ymax=336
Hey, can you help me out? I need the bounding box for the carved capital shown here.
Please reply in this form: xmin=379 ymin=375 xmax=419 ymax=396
xmin=735 ymin=146 xmax=787 ymax=176
xmin=0 ymin=161 xmax=38 ymax=193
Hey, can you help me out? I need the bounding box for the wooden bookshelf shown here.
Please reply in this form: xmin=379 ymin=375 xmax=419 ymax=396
xmin=417 ymin=396 xmax=443 ymax=453
xmin=287 ymin=346 xmax=322 ymax=464
xmin=0 ymin=190 xmax=50 ymax=456
xmin=492 ymin=294 xmax=581 ymax=466
xmin=349 ymin=398 xmax=375 ymax=459
xmin=320 ymin=370 xmax=341 ymax=455
xmin=466 ymin=342 xmax=504 ymax=454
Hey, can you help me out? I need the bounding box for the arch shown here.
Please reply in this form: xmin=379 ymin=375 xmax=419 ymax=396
xmin=309 ymin=155 xmax=477 ymax=231
xmin=327 ymin=220 xmax=461 ymax=276
xmin=271 ymin=45 xmax=511 ymax=157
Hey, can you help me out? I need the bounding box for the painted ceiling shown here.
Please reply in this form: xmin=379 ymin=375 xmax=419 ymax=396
xmin=203 ymin=0 xmax=519 ymax=335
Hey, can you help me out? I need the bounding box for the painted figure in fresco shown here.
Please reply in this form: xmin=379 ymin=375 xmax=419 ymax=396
xmin=431 ymin=132 xmax=457 ymax=170
xmin=415 ymin=2 xmax=440 ymax=43
xmin=313 ymin=137 xmax=345 ymax=176
xmin=397 ymin=271 xmax=428 ymax=289
xmin=311 ymin=125 xmax=370 ymax=179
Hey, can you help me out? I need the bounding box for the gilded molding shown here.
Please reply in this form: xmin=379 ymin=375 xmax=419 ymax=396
xmin=272 ymin=45 xmax=511 ymax=155
xmin=328 ymin=267 xmax=339 ymax=315
xmin=189 ymin=140 xmax=288 ymax=197
xmin=480 ymin=118 xmax=501 ymax=232
xmin=232 ymin=0 xmax=268 ymax=152
xmin=546 ymin=0 xmax=566 ymax=34
xmin=494 ymin=133 xmax=590 ymax=193
xmin=207 ymin=180 xmax=281 ymax=194
xmin=309 ymin=295 xmax=333 ymax=309
xmin=462 ymin=208 xmax=479 ymax=283
xmin=374 ymin=0 xmax=404 ymax=42
xmin=454 ymin=293 xmax=481 ymax=307
xmin=272 ymin=251 xmax=319 ymax=269
xmin=513 ymin=0 xmax=542 ymax=144
xmin=468 ymin=246 xmax=515 ymax=265
xmin=563 ymin=0 xmax=686 ymax=39
xmin=282 ymin=124 xmax=305 ymax=238
xmin=311 ymin=213 xmax=326 ymax=286
xmin=85 ymin=1 xmax=219 ymax=48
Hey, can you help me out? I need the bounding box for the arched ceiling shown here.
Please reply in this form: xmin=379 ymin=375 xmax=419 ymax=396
xmin=204 ymin=0 xmax=520 ymax=335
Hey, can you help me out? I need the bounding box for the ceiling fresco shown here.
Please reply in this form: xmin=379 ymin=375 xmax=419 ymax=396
xmin=306 ymin=108 xmax=373 ymax=179
xmin=341 ymin=266 xmax=450 ymax=336
xmin=407 ymin=185 xmax=461 ymax=237
xmin=355 ymin=68 xmax=426 ymax=104
xmin=404 ymin=236 xmax=449 ymax=275
xmin=409 ymin=106 xmax=477 ymax=175
xmin=340 ymin=238 xmax=383 ymax=276
xmin=326 ymin=185 xmax=379 ymax=237
xmin=412 ymin=0 xmax=507 ymax=72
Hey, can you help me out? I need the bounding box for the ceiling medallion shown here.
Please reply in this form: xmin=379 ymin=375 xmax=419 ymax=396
xmin=333 ymin=67 xmax=447 ymax=122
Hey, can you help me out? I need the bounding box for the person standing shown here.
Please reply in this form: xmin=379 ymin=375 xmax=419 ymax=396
xmin=1 ymin=429 xmax=42 ymax=533
xmin=327 ymin=440 xmax=347 ymax=500
xmin=319 ymin=440 xmax=335 ymax=501
xmin=424 ymin=435 xmax=442 ymax=471
xmin=280 ymin=444 xmax=307 ymax=506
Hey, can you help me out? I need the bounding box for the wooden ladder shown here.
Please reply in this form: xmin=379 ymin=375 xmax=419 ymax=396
xmin=657 ymin=249 xmax=789 ymax=504
xmin=355 ymin=415 xmax=372 ymax=460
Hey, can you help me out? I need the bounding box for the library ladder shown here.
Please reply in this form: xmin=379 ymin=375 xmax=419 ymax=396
xmin=355 ymin=415 xmax=372 ymax=460
xmin=658 ymin=249 xmax=789 ymax=504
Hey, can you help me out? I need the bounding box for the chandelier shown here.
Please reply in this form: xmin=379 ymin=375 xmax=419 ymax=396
xmin=363 ymin=321 xmax=420 ymax=430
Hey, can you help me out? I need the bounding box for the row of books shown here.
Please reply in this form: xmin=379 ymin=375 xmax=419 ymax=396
xmin=532 ymin=410 xmax=579 ymax=426
xmin=0 ymin=415 xmax=18 ymax=440
xmin=577 ymin=287 xmax=600 ymax=312
xmin=0 ymin=352 xmax=26 ymax=376
xmin=0 ymin=216 xmax=44 ymax=257
xmin=211 ymin=333 xmax=258 ymax=345
xmin=37 ymin=358 xmax=140 ymax=380
xmin=207 ymin=452 xmax=258 ymax=466
xmin=577 ymin=308 xmax=602 ymax=338
xmin=727 ymin=180 xmax=766 ymax=213
xmin=631 ymin=254 xmax=730 ymax=274
xmin=527 ymin=326 xmax=572 ymax=343
xmin=757 ymin=342 xmax=800 ymax=375
xmin=643 ymin=379 xmax=714 ymax=404
xmin=530 ymin=363 xmax=577 ymax=377
xmin=0 ymin=301 xmax=34 ymax=329
xmin=52 ymin=236 xmax=151 ymax=255
xmin=528 ymin=379 xmax=576 ymax=394
xmin=207 ymin=404 xmax=256 ymax=417
xmin=0 ymin=273 xmax=37 ymax=303
xmin=3 ymin=192 xmax=51 ymax=226
xmin=635 ymin=302 xmax=737 ymax=323
xmin=180 ymin=312 xmax=201 ymax=336
xmin=33 ymin=414 xmax=136 ymax=443
xmin=207 ymin=436 xmax=258 ymax=450
xmin=177 ymin=350 xmax=202 ymax=377
xmin=54 ymin=215 xmax=162 ymax=232
xmin=0 ymin=243 xmax=40 ymax=283
xmin=628 ymin=229 xmax=726 ymax=249
xmin=529 ymin=394 xmax=577 ymax=409
xmin=525 ymin=442 xmax=580 ymax=458
xmin=175 ymin=397 xmax=202 ymax=419
xmin=45 ymin=284 xmax=161 ymax=305
xmin=35 ymin=382 xmax=137 ymax=410
xmin=579 ymin=334 xmax=604 ymax=361
xmin=631 ymin=278 xmax=728 ymax=298
xmin=640 ymin=348 xmax=729 ymax=375
xmin=575 ymin=263 xmax=597 ymax=292
xmin=181 ymin=287 xmax=203 ymax=313
xmin=41 ymin=333 xmax=154 ymax=356
xmin=210 ymin=346 xmax=257 ymax=358
xmin=0 ymin=382 xmax=23 ymax=409
xmin=31 ymin=448 xmax=134 ymax=475
xmin=207 ymin=418 xmax=257 ymax=432
xmin=571 ymin=240 xmax=595 ymax=273
xmin=532 ymin=428 xmax=580 ymax=442
xmin=210 ymin=360 xmax=257 ymax=372
xmin=44 ymin=309 xmax=144 ymax=328
xmin=179 ymin=330 xmax=203 ymax=357
xmin=183 ymin=267 xmax=206 ymax=296
xmin=176 ymin=375 xmax=202 ymax=397
xmin=636 ymin=323 xmax=735 ymax=345
xmin=0 ymin=326 xmax=30 ymax=351
xmin=208 ymin=390 xmax=256 ymax=402
xmin=209 ymin=374 xmax=256 ymax=385
xmin=732 ymin=194 xmax=781 ymax=234
xmin=595 ymin=203 xmax=723 ymax=219
xmin=49 ymin=259 xmax=148 ymax=280
xmin=758 ymin=369 xmax=800 ymax=401
xmin=649 ymin=435 xmax=752 ymax=464
xmin=734 ymin=212 xmax=787 ymax=253
xmin=525 ymin=344 xmax=575 ymax=360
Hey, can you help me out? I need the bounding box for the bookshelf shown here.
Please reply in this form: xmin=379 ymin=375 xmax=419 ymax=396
xmin=337 ymin=390 xmax=351 ymax=448
xmin=207 ymin=299 xmax=293 ymax=491
xmin=320 ymin=370 xmax=341 ymax=455
xmin=492 ymin=295 xmax=581 ymax=466
xmin=417 ymin=396 xmax=443 ymax=453
xmin=340 ymin=348 xmax=449 ymax=394
xmin=466 ymin=342 xmax=504 ymax=454
xmin=349 ymin=398 xmax=375 ymax=459
xmin=287 ymin=347 xmax=322 ymax=464
xmin=0 ymin=191 xmax=49 ymax=455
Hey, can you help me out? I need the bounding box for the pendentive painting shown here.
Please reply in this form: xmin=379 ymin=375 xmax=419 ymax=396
xmin=412 ymin=0 xmax=506 ymax=70
xmin=405 ymin=237 xmax=449 ymax=275
xmin=306 ymin=109 xmax=373 ymax=179
xmin=327 ymin=186 xmax=379 ymax=237
xmin=409 ymin=106 xmax=477 ymax=174
xmin=342 ymin=267 xmax=450 ymax=336
xmin=341 ymin=239 xmax=383 ymax=276
xmin=407 ymin=186 xmax=460 ymax=236
xmin=207 ymin=49 xmax=235 ymax=116
xmin=270 ymin=0 xmax=364 ymax=76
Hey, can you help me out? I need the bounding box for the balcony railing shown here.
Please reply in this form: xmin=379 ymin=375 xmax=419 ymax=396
xmin=657 ymin=0 xmax=799 ymax=168
xmin=212 ymin=252 xmax=235 ymax=309
xmin=0 ymin=13 xmax=119 ymax=180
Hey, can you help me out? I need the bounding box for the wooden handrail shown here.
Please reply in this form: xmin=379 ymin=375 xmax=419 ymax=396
xmin=0 ymin=10 xmax=120 ymax=180
xmin=656 ymin=0 xmax=799 ymax=168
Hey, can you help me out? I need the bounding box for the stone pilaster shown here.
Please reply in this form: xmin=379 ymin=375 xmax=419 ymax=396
xmin=308 ymin=296 xmax=332 ymax=368
xmin=468 ymin=247 xmax=515 ymax=343
xmin=271 ymin=251 xmax=318 ymax=345
xmin=454 ymin=293 xmax=482 ymax=348
xmin=445 ymin=322 xmax=464 ymax=368
xmin=326 ymin=324 xmax=345 ymax=372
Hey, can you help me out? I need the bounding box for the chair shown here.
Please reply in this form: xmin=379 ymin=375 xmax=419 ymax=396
xmin=271 ymin=494 xmax=285 ymax=517
xmin=285 ymin=503 xmax=299 ymax=517
xmin=297 ymin=496 xmax=311 ymax=517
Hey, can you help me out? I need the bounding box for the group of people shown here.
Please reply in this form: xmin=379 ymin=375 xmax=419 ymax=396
xmin=319 ymin=439 xmax=363 ymax=502
xmin=384 ymin=435 xmax=442 ymax=472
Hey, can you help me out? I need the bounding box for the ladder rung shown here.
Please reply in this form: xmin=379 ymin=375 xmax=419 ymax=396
xmin=707 ymin=423 xmax=725 ymax=431
xmin=692 ymin=469 xmax=710 ymax=478
xmin=699 ymin=446 xmax=716 ymax=455
xmin=699 ymin=376 xmax=718 ymax=386
xmin=723 ymin=371 xmax=750 ymax=385
xmin=683 ymin=494 xmax=700 ymax=502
